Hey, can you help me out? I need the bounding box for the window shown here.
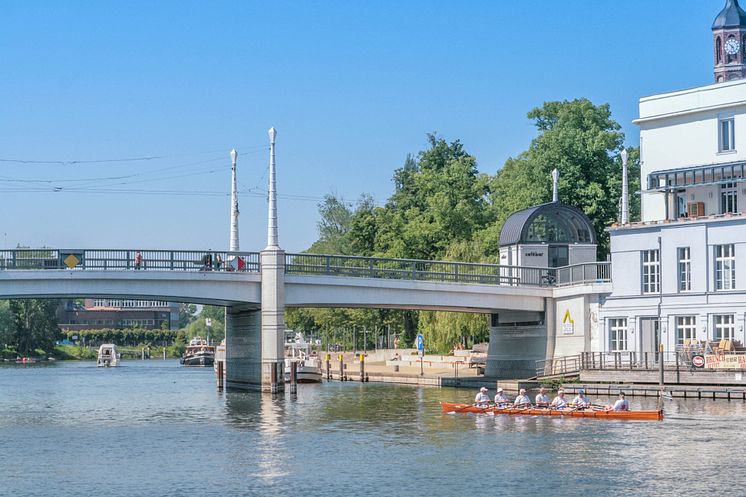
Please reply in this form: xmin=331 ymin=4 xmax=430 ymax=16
xmin=642 ymin=250 xmax=660 ymax=294
xmin=715 ymin=244 xmax=736 ymax=290
xmin=714 ymin=314 xmax=735 ymax=341
xmin=721 ymin=182 xmax=738 ymax=214
xmin=676 ymin=316 xmax=697 ymax=345
xmin=717 ymin=37 xmax=722 ymax=64
xmin=719 ymin=117 xmax=735 ymax=152
xmin=678 ymin=247 xmax=691 ymax=291
xmin=609 ymin=318 xmax=628 ymax=351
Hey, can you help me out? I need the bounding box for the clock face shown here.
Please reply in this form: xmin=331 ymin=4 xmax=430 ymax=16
xmin=725 ymin=38 xmax=741 ymax=55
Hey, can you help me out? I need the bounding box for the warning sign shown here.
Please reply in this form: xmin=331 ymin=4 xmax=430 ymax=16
xmin=562 ymin=309 xmax=575 ymax=335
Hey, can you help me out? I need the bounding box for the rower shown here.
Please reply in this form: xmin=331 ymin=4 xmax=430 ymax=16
xmin=475 ymin=387 xmax=491 ymax=406
xmin=551 ymin=389 xmax=568 ymax=409
xmin=513 ymin=388 xmax=531 ymax=408
xmin=494 ymin=387 xmax=510 ymax=408
xmin=610 ymin=392 xmax=629 ymax=412
xmin=535 ymin=387 xmax=550 ymax=408
xmin=571 ymin=389 xmax=591 ymax=409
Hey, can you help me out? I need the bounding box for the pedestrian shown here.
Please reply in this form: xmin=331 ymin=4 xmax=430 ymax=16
xmin=215 ymin=253 xmax=223 ymax=270
xmin=134 ymin=251 xmax=142 ymax=270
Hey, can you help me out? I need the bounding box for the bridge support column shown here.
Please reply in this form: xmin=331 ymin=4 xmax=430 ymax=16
xmin=485 ymin=303 xmax=552 ymax=379
xmin=260 ymin=248 xmax=285 ymax=393
xmin=225 ymin=307 xmax=262 ymax=390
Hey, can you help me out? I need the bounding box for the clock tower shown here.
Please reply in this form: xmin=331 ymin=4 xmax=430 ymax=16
xmin=713 ymin=0 xmax=746 ymax=82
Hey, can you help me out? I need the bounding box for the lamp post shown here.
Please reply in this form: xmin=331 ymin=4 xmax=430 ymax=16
xmin=229 ymin=149 xmax=239 ymax=252
xmin=620 ymin=148 xmax=629 ymax=225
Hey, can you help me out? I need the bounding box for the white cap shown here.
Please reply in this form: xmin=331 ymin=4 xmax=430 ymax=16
xmin=519 ymin=388 xmax=526 ymax=394
xmin=496 ymin=387 xmax=504 ymax=393
xmin=480 ymin=387 xmax=488 ymax=392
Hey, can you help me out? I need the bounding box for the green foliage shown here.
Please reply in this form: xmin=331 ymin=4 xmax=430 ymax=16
xmin=178 ymin=303 xmax=198 ymax=328
xmin=64 ymin=328 xmax=178 ymax=346
xmin=488 ymin=99 xmax=640 ymax=257
xmin=294 ymin=100 xmax=636 ymax=353
xmin=8 ymin=299 xmax=61 ymax=354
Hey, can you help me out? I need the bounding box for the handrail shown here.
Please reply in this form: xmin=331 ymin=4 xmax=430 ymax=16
xmin=0 ymin=249 xmax=261 ymax=272
xmin=286 ymin=253 xmax=611 ymax=287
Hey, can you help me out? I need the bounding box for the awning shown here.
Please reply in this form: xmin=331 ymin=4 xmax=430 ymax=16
xmin=647 ymin=160 xmax=746 ymax=191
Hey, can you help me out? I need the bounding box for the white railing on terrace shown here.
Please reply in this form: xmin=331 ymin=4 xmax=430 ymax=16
xmin=284 ymin=253 xmax=611 ymax=288
xmin=0 ymin=249 xmax=260 ymax=272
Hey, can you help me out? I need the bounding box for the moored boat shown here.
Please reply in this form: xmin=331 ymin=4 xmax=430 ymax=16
xmin=440 ymin=402 xmax=663 ymax=421
xmin=284 ymin=333 xmax=322 ymax=383
xmin=97 ymin=344 xmax=121 ymax=367
xmin=180 ymin=337 xmax=215 ymax=367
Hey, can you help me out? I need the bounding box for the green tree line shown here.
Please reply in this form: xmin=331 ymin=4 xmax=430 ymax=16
xmin=287 ymin=99 xmax=640 ymax=353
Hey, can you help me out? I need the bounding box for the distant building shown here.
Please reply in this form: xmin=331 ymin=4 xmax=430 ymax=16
xmin=57 ymin=299 xmax=179 ymax=331
xmin=598 ymin=1 xmax=746 ymax=355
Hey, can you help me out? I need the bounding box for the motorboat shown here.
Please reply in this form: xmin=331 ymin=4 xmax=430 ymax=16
xmin=97 ymin=344 xmax=121 ymax=367
xmin=284 ymin=333 xmax=322 ymax=383
xmin=180 ymin=337 xmax=215 ymax=367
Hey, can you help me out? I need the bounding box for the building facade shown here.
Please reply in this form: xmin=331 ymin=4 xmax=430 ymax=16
xmin=58 ymin=299 xmax=179 ymax=331
xmin=598 ymin=2 xmax=746 ymax=355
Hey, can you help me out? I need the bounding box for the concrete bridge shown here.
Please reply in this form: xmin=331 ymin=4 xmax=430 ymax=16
xmin=0 ymin=247 xmax=610 ymax=389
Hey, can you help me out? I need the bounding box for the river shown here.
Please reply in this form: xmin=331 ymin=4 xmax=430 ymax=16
xmin=1 ymin=360 xmax=745 ymax=497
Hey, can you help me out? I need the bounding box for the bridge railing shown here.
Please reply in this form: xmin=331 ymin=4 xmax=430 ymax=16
xmin=0 ymin=249 xmax=260 ymax=272
xmin=537 ymin=351 xmax=682 ymax=377
xmin=285 ymin=253 xmax=611 ymax=287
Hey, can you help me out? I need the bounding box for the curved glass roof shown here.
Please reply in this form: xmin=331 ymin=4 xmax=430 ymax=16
xmin=499 ymin=202 xmax=597 ymax=246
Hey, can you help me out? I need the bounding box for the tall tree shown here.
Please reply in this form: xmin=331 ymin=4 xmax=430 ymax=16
xmin=8 ymin=299 xmax=61 ymax=354
xmin=487 ymin=99 xmax=639 ymax=256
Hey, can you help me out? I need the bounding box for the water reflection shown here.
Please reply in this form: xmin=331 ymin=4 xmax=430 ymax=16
xmin=5 ymin=363 xmax=746 ymax=497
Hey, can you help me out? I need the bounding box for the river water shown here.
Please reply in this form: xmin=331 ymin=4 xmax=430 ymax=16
xmin=1 ymin=360 xmax=745 ymax=497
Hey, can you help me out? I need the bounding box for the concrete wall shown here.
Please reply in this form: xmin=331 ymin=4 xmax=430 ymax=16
xmin=225 ymin=307 xmax=262 ymax=391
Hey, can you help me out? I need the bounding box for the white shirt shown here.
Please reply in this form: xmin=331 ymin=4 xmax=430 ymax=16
xmin=514 ymin=394 xmax=531 ymax=407
xmin=612 ymin=399 xmax=629 ymax=411
xmin=494 ymin=393 xmax=510 ymax=404
xmin=535 ymin=393 xmax=550 ymax=405
xmin=475 ymin=392 xmax=490 ymax=404
xmin=551 ymin=396 xmax=568 ymax=408
xmin=572 ymin=395 xmax=590 ymax=407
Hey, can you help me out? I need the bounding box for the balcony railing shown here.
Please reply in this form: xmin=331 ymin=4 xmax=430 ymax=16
xmin=285 ymin=253 xmax=611 ymax=287
xmin=0 ymin=249 xmax=260 ymax=272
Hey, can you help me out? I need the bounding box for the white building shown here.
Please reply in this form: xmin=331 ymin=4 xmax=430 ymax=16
xmin=598 ymin=1 xmax=746 ymax=356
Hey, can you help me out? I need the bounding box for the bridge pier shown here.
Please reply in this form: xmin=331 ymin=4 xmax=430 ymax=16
xmin=260 ymin=248 xmax=285 ymax=393
xmin=225 ymin=307 xmax=262 ymax=390
xmin=485 ymin=298 xmax=555 ymax=379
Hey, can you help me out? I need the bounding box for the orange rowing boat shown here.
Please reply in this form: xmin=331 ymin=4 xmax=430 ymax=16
xmin=440 ymin=402 xmax=663 ymax=421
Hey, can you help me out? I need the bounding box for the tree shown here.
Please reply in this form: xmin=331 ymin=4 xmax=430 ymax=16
xmin=487 ymin=99 xmax=639 ymax=257
xmin=8 ymin=299 xmax=61 ymax=354
xmin=178 ymin=303 xmax=198 ymax=328
xmin=0 ymin=300 xmax=11 ymax=349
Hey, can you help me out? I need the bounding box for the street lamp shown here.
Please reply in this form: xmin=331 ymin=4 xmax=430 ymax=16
xmin=620 ymin=148 xmax=629 ymax=225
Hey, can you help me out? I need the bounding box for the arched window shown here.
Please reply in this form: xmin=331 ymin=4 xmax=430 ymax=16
xmin=717 ymin=37 xmax=722 ymax=64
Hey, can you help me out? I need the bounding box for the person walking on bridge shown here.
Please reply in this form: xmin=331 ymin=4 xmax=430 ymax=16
xmin=475 ymin=387 xmax=490 ymax=406
xmin=513 ymin=389 xmax=531 ymax=408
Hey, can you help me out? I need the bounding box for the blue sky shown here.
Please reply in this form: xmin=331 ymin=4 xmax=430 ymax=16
xmin=0 ymin=1 xmax=722 ymax=252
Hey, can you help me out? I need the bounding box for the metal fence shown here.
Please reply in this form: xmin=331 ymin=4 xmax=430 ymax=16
xmin=0 ymin=249 xmax=260 ymax=272
xmin=285 ymin=253 xmax=611 ymax=287
xmin=536 ymin=350 xmax=738 ymax=377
